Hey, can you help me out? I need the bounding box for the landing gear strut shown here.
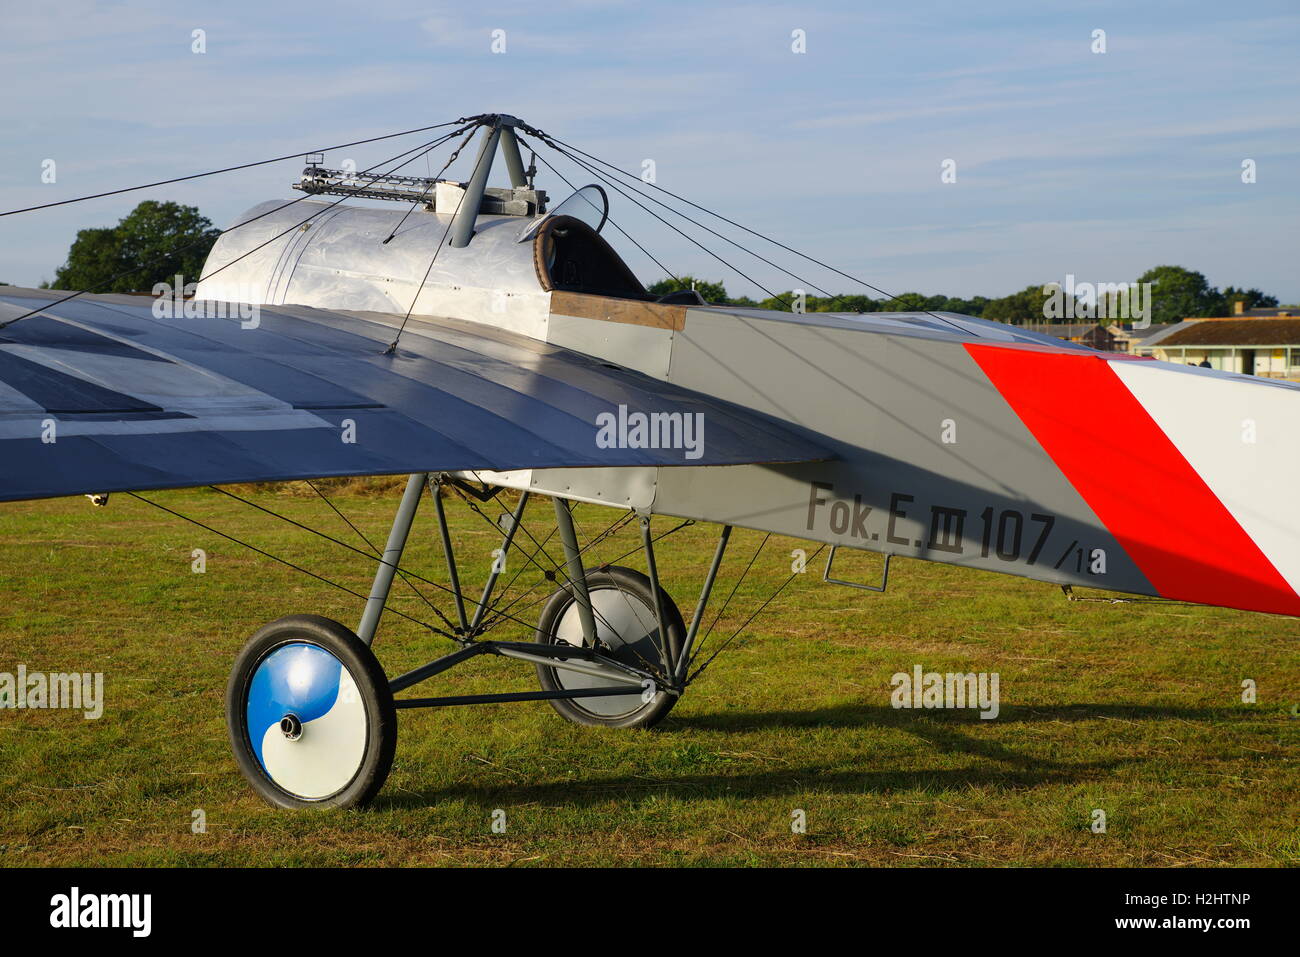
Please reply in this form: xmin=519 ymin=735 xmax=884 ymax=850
xmin=224 ymin=472 xmax=732 ymax=808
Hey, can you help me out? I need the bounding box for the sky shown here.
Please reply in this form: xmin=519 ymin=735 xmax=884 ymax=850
xmin=1 ymin=0 xmax=1297 ymax=302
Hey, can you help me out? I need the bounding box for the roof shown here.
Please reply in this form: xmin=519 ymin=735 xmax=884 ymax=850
xmin=1114 ymin=323 xmax=1176 ymax=341
xmin=1132 ymin=321 xmax=1195 ymax=350
xmin=1158 ymin=318 xmax=1300 ymax=347
xmin=1239 ymin=307 xmax=1299 ymax=318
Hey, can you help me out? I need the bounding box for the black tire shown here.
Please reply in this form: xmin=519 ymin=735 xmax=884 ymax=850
xmin=534 ymin=566 xmax=683 ymax=729
xmin=225 ymin=615 xmax=396 ymax=809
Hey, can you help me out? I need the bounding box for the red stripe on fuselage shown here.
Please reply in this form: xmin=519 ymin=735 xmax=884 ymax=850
xmin=966 ymin=343 xmax=1300 ymax=616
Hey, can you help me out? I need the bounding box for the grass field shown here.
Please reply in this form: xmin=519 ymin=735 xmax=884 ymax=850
xmin=1 ymin=484 xmax=1296 ymax=867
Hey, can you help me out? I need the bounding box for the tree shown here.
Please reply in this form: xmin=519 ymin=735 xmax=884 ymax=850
xmin=51 ymin=200 xmax=220 ymax=293
xmin=933 ymin=295 xmax=988 ymax=317
xmin=756 ymin=291 xmax=797 ymax=311
xmin=983 ymin=284 xmax=1053 ymax=325
xmin=880 ymin=292 xmax=931 ymax=312
xmin=50 ymin=226 xmax=121 ymax=292
xmin=647 ymin=275 xmax=729 ymax=303
xmin=1221 ymin=286 xmax=1278 ymax=311
xmin=1135 ymin=265 xmax=1223 ymax=324
xmin=813 ymin=294 xmax=877 ymax=312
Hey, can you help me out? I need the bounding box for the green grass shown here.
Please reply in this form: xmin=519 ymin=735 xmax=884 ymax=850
xmin=1 ymin=485 xmax=1296 ymax=867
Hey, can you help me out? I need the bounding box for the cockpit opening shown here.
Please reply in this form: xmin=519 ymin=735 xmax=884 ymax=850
xmin=532 ymin=214 xmax=654 ymax=300
xmin=525 ymin=184 xmax=699 ymax=304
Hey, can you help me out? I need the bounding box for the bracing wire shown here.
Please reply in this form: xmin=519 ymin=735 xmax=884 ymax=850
xmin=443 ymin=486 xmax=678 ymax=679
xmin=384 ymin=123 xmax=490 ymax=354
xmin=527 ymin=127 xmax=971 ymax=331
xmin=127 ymin=492 xmax=446 ymax=634
xmin=690 ymin=532 xmax=770 ymax=665
xmin=382 ymin=123 xmax=480 ymax=244
xmin=545 ymin=139 xmax=835 ymax=302
xmin=453 ymin=491 xmax=649 ymax=658
xmin=514 ymin=132 xmax=681 ymax=283
xmin=304 ymin=479 xmax=448 ymax=626
xmin=687 ymin=544 xmax=827 ymax=684
xmin=517 ymin=133 xmax=794 ymax=311
xmin=198 ymin=484 xmax=588 ymax=639
xmin=479 ymin=514 xmax=693 ymax=635
xmin=0 ymin=120 xmax=481 ymax=330
xmin=0 ymin=118 xmax=481 ymax=217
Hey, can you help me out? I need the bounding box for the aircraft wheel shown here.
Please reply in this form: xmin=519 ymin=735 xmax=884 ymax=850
xmin=534 ymin=566 xmax=683 ymax=729
xmin=226 ymin=615 xmax=396 ymax=809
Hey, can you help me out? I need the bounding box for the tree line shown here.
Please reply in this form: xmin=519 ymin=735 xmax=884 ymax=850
xmin=649 ymin=268 xmax=1281 ymax=327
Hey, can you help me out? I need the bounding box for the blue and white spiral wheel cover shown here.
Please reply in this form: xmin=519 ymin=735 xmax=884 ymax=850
xmin=245 ymin=642 xmax=368 ymax=800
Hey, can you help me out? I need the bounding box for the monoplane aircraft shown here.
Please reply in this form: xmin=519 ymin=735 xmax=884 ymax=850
xmin=2 ymin=114 xmax=1296 ymax=807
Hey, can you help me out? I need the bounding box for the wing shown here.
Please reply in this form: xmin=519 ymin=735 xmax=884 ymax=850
xmin=0 ymin=289 xmax=831 ymax=504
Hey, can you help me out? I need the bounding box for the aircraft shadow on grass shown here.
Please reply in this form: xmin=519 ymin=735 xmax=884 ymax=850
xmin=375 ymin=704 xmax=1260 ymax=809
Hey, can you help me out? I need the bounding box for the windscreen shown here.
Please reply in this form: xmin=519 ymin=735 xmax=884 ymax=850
xmin=518 ymin=184 xmax=608 ymax=242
